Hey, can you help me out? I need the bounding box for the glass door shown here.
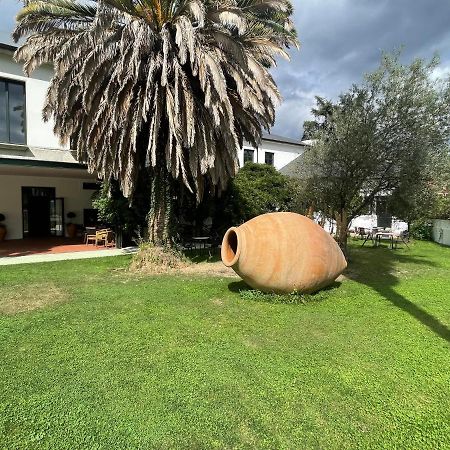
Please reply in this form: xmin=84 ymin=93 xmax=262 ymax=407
xmin=22 ymin=187 xmax=56 ymax=238
xmin=50 ymin=198 xmax=64 ymax=237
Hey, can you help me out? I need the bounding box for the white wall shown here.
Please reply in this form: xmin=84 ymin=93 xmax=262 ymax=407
xmin=432 ymin=219 xmax=450 ymax=246
xmin=350 ymin=215 xmax=407 ymax=232
xmin=238 ymin=139 xmax=304 ymax=170
xmin=0 ymin=52 xmax=64 ymax=149
xmin=0 ymin=171 xmax=95 ymax=240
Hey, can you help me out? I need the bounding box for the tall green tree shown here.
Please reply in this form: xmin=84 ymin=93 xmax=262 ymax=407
xmin=292 ymin=54 xmax=450 ymax=255
xmin=14 ymin=0 xmax=297 ymax=244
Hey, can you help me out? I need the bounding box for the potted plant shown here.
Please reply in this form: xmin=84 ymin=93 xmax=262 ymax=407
xmin=0 ymin=214 xmax=6 ymax=241
xmin=66 ymin=212 xmax=77 ymax=238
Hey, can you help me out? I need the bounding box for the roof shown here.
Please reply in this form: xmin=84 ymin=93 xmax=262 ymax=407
xmin=0 ymin=156 xmax=86 ymax=170
xmin=262 ymin=132 xmax=304 ymax=147
xmin=279 ymin=150 xmax=321 ymax=179
xmin=0 ymin=42 xmax=17 ymax=53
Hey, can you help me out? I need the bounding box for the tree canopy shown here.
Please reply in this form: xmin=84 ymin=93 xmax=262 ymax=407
xmin=292 ymin=53 xmax=450 ymax=253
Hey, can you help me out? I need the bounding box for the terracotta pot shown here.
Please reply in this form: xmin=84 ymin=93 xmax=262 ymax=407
xmin=66 ymin=223 xmax=77 ymax=238
xmin=0 ymin=225 xmax=6 ymax=242
xmin=221 ymin=212 xmax=347 ymax=294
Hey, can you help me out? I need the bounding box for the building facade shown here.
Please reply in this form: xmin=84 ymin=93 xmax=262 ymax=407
xmin=0 ymin=42 xmax=305 ymax=241
xmin=0 ymin=43 xmax=98 ymax=241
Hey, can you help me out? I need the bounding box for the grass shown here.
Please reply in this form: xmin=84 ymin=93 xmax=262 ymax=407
xmin=0 ymin=240 xmax=449 ymax=449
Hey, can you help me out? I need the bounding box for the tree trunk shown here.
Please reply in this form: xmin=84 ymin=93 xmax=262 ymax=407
xmin=147 ymin=166 xmax=173 ymax=246
xmin=335 ymin=209 xmax=349 ymax=258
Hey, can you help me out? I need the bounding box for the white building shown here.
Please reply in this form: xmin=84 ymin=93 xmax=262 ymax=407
xmin=240 ymin=134 xmax=306 ymax=171
xmin=0 ymin=43 xmax=98 ymax=240
xmin=0 ymin=42 xmax=305 ymax=241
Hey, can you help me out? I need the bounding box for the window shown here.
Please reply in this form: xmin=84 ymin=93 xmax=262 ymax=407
xmin=83 ymin=182 xmax=101 ymax=190
xmin=265 ymin=151 xmax=274 ymax=166
xmin=243 ymin=148 xmax=255 ymax=164
xmin=0 ymin=78 xmax=26 ymax=144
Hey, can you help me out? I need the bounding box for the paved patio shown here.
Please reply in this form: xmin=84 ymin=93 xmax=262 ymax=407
xmin=0 ymin=238 xmax=137 ymax=265
xmin=0 ymin=237 xmax=110 ymax=258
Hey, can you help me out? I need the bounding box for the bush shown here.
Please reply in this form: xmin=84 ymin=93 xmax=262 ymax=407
xmin=410 ymin=220 xmax=433 ymax=240
xmin=215 ymin=163 xmax=294 ymax=234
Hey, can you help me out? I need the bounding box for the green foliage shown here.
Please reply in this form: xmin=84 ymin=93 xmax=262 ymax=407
xmin=410 ymin=220 xmax=434 ymax=240
xmin=239 ymin=289 xmax=311 ymax=305
xmin=435 ymin=195 xmax=450 ymax=219
xmin=92 ymin=181 xmax=142 ymax=234
xmin=216 ymin=163 xmax=294 ymax=232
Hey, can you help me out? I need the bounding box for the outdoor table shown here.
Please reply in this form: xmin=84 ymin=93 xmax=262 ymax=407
xmin=374 ymin=232 xmax=395 ymax=249
xmin=362 ymin=231 xmax=409 ymax=250
xmin=192 ymin=236 xmax=210 ymax=249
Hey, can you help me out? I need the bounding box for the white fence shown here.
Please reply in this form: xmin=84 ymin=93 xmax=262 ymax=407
xmin=432 ymin=219 xmax=450 ymax=246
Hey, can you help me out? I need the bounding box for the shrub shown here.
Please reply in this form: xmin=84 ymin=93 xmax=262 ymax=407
xmin=410 ymin=220 xmax=433 ymax=240
xmin=215 ymin=163 xmax=294 ymax=234
xmin=92 ymin=181 xmax=148 ymax=236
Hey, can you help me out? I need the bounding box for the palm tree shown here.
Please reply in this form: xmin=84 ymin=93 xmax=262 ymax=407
xmin=14 ymin=0 xmax=297 ymax=244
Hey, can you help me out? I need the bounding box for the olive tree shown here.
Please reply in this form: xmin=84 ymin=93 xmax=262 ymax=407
xmin=292 ymin=53 xmax=450 ymax=255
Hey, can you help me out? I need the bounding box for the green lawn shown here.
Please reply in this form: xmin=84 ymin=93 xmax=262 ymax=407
xmin=0 ymin=241 xmax=449 ymax=449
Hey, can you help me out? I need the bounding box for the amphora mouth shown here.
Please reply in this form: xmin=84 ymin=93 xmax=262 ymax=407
xmin=221 ymin=227 xmax=240 ymax=267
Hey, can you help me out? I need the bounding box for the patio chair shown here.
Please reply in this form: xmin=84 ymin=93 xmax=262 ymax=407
xmin=84 ymin=226 xmax=97 ymax=244
xmin=393 ymin=230 xmax=410 ymax=249
xmin=86 ymin=228 xmax=108 ymax=246
xmin=95 ymin=229 xmax=116 ymax=248
xmin=357 ymin=227 xmax=368 ymax=239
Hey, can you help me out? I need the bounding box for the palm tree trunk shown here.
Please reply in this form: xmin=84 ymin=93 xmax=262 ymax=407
xmin=148 ymin=165 xmax=173 ymax=246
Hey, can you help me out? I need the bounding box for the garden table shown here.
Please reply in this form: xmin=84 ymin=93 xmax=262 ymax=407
xmin=374 ymin=231 xmax=395 ymax=249
xmin=192 ymin=236 xmax=210 ymax=249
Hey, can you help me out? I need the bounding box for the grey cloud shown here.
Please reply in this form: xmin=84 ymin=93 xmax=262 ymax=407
xmin=272 ymin=0 xmax=450 ymax=138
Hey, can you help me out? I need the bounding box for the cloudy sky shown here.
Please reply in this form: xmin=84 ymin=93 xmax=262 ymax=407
xmin=2 ymin=0 xmax=450 ymax=139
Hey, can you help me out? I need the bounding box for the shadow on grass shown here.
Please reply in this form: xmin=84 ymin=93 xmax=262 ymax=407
xmin=183 ymin=248 xmax=221 ymax=264
xmin=347 ymin=245 xmax=450 ymax=343
xmin=228 ymin=280 xmax=342 ymax=305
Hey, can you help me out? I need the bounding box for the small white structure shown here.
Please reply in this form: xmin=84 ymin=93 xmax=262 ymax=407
xmin=432 ymin=219 xmax=450 ymax=246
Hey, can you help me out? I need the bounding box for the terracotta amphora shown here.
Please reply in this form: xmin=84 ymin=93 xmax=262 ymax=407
xmin=221 ymin=212 xmax=347 ymax=294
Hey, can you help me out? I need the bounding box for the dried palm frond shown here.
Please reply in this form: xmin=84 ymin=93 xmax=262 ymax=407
xmin=14 ymin=0 xmax=298 ymax=241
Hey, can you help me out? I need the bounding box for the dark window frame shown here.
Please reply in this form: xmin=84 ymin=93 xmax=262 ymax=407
xmin=0 ymin=77 xmax=27 ymax=145
xmin=243 ymin=148 xmax=255 ymax=164
xmin=83 ymin=182 xmax=101 ymax=190
xmin=265 ymin=151 xmax=274 ymax=166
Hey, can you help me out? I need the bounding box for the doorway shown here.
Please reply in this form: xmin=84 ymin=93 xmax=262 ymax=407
xmin=22 ymin=187 xmax=63 ymax=238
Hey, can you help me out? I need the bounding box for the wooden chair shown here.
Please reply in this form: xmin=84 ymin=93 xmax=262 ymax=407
xmin=84 ymin=227 xmax=97 ymax=244
xmin=86 ymin=229 xmax=115 ymax=247
xmin=95 ymin=229 xmax=116 ymax=248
